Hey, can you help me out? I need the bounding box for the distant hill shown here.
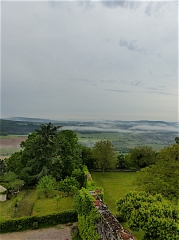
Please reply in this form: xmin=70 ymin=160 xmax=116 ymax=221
xmin=0 ymin=117 xmax=178 ymax=136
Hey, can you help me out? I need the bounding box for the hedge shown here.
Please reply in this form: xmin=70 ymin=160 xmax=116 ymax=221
xmin=0 ymin=210 xmax=77 ymax=233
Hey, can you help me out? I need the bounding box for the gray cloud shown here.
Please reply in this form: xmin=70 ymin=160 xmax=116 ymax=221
xmin=119 ymin=37 xmax=145 ymax=53
xmin=101 ymin=1 xmax=141 ymax=10
xmin=1 ymin=1 xmax=178 ymax=122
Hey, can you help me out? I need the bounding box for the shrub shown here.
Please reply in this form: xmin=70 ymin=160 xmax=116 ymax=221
xmin=0 ymin=210 xmax=77 ymax=233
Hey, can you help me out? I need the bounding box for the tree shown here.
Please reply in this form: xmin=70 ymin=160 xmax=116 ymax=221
xmin=116 ymin=153 xmax=132 ymax=169
xmin=136 ymin=143 xmax=179 ymax=200
xmin=0 ymin=171 xmax=24 ymax=192
xmin=58 ymin=176 xmax=80 ymax=196
xmin=6 ymin=123 xmax=63 ymax=184
xmin=56 ymin=130 xmax=82 ymax=178
xmin=117 ymin=191 xmax=179 ymax=240
xmin=81 ymin=146 xmax=95 ymax=169
xmin=71 ymin=168 xmax=85 ymax=188
xmin=36 ymin=175 xmax=56 ymax=198
xmin=129 ymin=145 xmax=156 ymax=168
xmin=175 ymin=137 xmax=179 ymax=144
xmin=92 ymin=140 xmax=117 ymax=173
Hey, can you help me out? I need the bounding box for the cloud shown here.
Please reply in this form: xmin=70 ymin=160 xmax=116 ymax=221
xmin=101 ymin=1 xmax=141 ymax=10
xmin=119 ymin=37 xmax=145 ymax=53
xmin=144 ymin=2 xmax=167 ymax=17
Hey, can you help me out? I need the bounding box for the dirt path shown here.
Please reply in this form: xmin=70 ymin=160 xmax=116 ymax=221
xmin=0 ymin=224 xmax=73 ymax=240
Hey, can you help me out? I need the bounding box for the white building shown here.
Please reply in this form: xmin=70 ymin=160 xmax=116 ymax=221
xmin=0 ymin=185 xmax=7 ymax=202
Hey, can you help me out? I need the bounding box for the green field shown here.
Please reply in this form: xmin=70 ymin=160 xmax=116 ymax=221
xmin=77 ymin=132 xmax=169 ymax=152
xmin=91 ymin=171 xmax=137 ymax=215
xmin=0 ymin=188 xmax=74 ymax=220
xmin=91 ymin=171 xmax=144 ymax=240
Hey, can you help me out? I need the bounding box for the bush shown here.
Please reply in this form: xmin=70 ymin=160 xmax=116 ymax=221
xmin=0 ymin=210 xmax=77 ymax=233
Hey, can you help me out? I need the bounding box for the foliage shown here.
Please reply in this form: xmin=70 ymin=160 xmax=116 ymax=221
xmin=0 ymin=171 xmax=24 ymax=191
xmin=92 ymin=140 xmax=117 ymax=173
xmin=136 ymin=143 xmax=179 ymax=200
xmin=56 ymin=130 xmax=82 ymax=178
xmin=117 ymin=153 xmax=132 ymax=169
xmin=5 ymin=125 xmax=83 ymax=185
xmin=81 ymin=145 xmax=95 ymax=169
xmin=74 ymin=188 xmax=101 ymax=240
xmin=36 ymin=175 xmax=56 ymax=198
xmin=58 ymin=177 xmax=80 ymax=196
xmin=129 ymin=145 xmax=156 ymax=168
xmin=71 ymin=168 xmax=85 ymax=188
xmin=117 ymin=191 xmax=179 ymax=240
xmin=0 ymin=210 xmax=77 ymax=233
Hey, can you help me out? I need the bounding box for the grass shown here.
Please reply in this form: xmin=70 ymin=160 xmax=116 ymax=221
xmin=92 ymin=172 xmax=137 ymax=215
xmin=0 ymin=188 xmax=74 ymax=219
xmin=91 ymin=171 xmax=144 ymax=240
xmin=0 ymin=190 xmax=27 ymax=219
xmin=33 ymin=194 xmax=74 ymax=216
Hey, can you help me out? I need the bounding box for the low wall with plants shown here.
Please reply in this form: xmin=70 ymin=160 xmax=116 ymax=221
xmin=74 ymin=166 xmax=104 ymax=240
xmin=74 ymin=188 xmax=101 ymax=240
xmin=0 ymin=210 xmax=77 ymax=233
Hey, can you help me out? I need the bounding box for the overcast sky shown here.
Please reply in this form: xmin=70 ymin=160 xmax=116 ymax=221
xmin=1 ymin=1 xmax=178 ymax=122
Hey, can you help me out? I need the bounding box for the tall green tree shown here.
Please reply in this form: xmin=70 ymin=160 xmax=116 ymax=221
xmin=81 ymin=145 xmax=95 ymax=169
xmin=92 ymin=140 xmax=117 ymax=173
xmin=129 ymin=145 xmax=156 ymax=168
xmin=136 ymin=143 xmax=179 ymax=200
xmin=6 ymin=123 xmax=63 ymax=184
xmin=56 ymin=130 xmax=82 ymax=178
xmin=117 ymin=191 xmax=179 ymax=240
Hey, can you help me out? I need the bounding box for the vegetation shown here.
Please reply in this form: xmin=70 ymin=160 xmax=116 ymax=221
xmin=0 ymin=171 xmax=24 ymax=191
xmin=92 ymin=140 xmax=117 ymax=173
xmin=58 ymin=176 xmax=80 ymax=196
xmin=117 ymin=191 xmax=179 ymax=240
xmin=36 ymin=175 xmax=56 ymax=198
xmin=74 ymin=188 xmax=101 ymax=240
xmin=91 ymin=172 xmax=137 ymax=215
xmin=136 ymin=143 xmax=179 ymax=201
xmin=1 ymin=120 xmax=179 ymax=239
xmin=5 ymin=125 xmax=82 ymax=185
xmin=0 ymin=210 xmax=77 ymax=233
xmin=129 ymin=145 xmax=156 ymax=168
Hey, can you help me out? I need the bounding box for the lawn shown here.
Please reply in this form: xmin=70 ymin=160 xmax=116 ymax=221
xmin=33 ymin=195 xmax=74 ymax=216
xmin=91 ymin=171 xmax=144 ymax=240
xmin=92 ymin=171 xmax=137 ymax=215
xmin=0 ymin=188 xmax=74 ymax=220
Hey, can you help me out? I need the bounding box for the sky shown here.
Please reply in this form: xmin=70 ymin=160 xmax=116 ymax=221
xmin=1 ymin=1 xmax=178 ymax=122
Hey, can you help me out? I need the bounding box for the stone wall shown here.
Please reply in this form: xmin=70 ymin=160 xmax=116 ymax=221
xmin=87 ymin=172 xmax=135 ymax=240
